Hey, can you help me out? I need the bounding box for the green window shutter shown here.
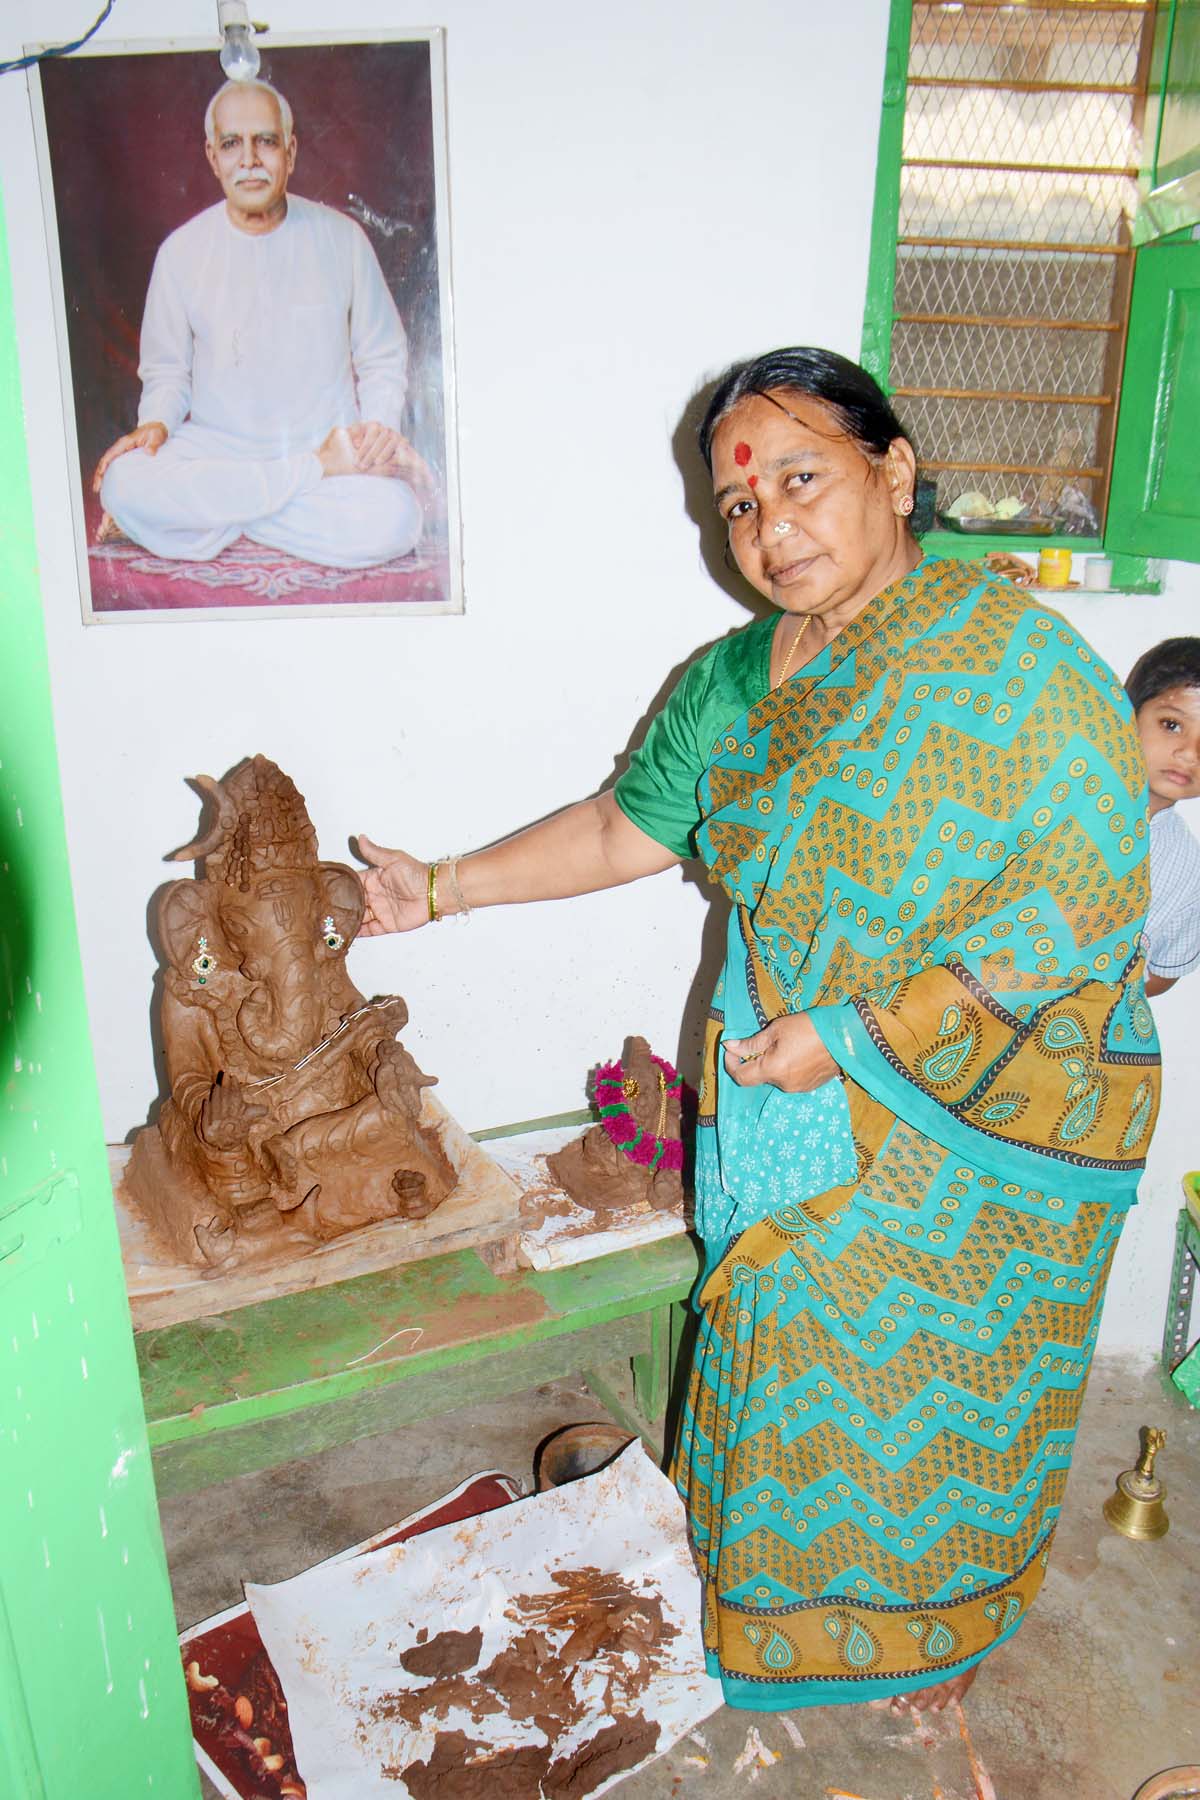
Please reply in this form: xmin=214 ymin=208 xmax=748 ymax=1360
xmin=1134 ymin=0 xmax=1200 ymax=246
xmin=859 ymin=0 xmax=912 ymax=388
xmin=1105 ymin=241 xmax=1200 ymax=563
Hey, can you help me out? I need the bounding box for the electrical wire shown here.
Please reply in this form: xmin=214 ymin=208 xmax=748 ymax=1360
xmin=0 ymin=0 xmax=117 ymax=78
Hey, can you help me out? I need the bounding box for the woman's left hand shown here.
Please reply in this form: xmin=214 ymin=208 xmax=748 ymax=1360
xmin=723 ymin=1014 xmax=840 ymax=1093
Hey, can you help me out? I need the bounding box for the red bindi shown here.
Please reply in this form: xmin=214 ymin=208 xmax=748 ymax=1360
xmin=748 ymin=474 xmax=758 ymax=488
xmin=733 ymin=441 xmax=752 ymax=466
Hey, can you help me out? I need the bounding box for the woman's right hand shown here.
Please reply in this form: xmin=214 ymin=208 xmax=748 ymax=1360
xmin=356 ymin=836 xmax=431 ymax=935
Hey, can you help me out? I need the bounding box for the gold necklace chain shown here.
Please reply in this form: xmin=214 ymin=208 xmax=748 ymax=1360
xmin=775 ymin=612 xmax=814 ymax=688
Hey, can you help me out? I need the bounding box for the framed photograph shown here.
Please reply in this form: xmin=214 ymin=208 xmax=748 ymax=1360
xmin=30 ymin=31 xmax=461 ymax=622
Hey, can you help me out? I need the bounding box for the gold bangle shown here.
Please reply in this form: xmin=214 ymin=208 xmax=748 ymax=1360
xmin=427 ymin=860 xmax=441 ymax=923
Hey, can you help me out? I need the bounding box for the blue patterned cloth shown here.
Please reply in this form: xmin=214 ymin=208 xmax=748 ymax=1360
xmin=693 ymin=970 xmax=856 ymax=1271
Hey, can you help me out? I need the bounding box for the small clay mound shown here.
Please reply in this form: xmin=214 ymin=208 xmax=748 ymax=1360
xmin=399 ymin=1626 xmax=483 ymax=1679
xmin=545 ymin=1714 xmax=661 ymax=1799
xmin=396 ymin=1729 xmax=553 ymax=1797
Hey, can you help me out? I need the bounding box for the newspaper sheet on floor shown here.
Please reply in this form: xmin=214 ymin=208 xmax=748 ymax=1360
xmin=245 ymin=1443 xmax=723 ymax=1798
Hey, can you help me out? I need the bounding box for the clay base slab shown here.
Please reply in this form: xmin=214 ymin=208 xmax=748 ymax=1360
xmin=484 ymin=1126 xmax=689 ymax=1271
xmin=112 ymin=1091 xmax=523 ymax=1330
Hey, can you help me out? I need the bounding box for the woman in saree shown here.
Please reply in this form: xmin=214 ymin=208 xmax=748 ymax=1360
xmin=357 ymin=346 xmax=1160 ymax=1713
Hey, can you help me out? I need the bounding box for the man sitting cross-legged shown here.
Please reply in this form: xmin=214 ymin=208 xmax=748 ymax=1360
xmin=94 ymin=77 xmax=431 ymax=570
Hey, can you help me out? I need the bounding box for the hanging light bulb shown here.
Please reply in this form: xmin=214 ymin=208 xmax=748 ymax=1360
xmin=217 ymin=0 xmax=261 ymax=81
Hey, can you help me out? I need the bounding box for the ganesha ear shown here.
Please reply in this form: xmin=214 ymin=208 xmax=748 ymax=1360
xmin=318 ymin=863 xmax=365 ymax=952
xmin=156 ymin=880 xmax=220 ymax=976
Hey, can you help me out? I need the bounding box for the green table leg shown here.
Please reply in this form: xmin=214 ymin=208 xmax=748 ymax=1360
xmin=581 ymin=1298 xmax=689 ymax=1465
xmin=631 ymin=1304 xmax=670 ymax=1420
xmin=669 ymin=1295 xmax=691 ymax=1378
xmin=1165 ymin=1207 xmax=1200 ymax=1404
xmin=1163 ymin=1210 xmax=1195 ymax=1371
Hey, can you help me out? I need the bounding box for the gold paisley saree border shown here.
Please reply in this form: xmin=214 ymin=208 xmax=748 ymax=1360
xmin=704 ymin=1525 xmax=1052 ymax=1688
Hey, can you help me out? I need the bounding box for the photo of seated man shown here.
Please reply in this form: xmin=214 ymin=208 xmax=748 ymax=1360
xmin=94 ymin=78 xmax=432 ymax=571
xmin=35 ymin=36 xmax=456 ymax=618
xmin=1127 ymin=637 xmax=1200 ymax=996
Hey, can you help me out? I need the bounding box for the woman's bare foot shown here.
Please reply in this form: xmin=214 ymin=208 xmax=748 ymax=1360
xmin=888 ymin=1660 xmax=980 ymax=1713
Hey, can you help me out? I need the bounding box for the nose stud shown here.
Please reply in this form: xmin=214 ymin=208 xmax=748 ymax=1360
xmin=773 ymin=521 xmax=793 ymax=536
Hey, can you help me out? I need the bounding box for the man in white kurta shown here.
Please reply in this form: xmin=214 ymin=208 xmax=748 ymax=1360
xmin=96 ymin=80 xmax=425 ymax=569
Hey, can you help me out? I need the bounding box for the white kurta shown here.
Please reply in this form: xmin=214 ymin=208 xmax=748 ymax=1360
xmin=100 ymin=195 xmax=422 ymax=568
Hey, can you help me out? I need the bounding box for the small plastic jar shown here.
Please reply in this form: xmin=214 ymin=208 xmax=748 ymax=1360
xmin=1037 ymin=547 xmax=1073 ymax=588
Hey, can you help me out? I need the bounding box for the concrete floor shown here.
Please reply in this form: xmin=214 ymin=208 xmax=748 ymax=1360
xmin=162 ymin=1354 xmax=1200 ymax=1800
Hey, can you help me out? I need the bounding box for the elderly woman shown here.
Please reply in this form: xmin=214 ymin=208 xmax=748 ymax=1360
xmin=358 ymin=347 xmax=1159 ymax=1713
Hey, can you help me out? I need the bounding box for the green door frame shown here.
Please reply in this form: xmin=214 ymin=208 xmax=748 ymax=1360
xmin=0 ymin=198 xmax=199 ymax=1797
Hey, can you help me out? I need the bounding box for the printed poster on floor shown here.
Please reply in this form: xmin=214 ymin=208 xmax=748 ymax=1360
xmin=30 ymin=31 xmax=461 ymax=623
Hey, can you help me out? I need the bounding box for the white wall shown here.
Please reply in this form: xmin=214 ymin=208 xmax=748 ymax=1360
xmin=1 ymin=0 xmax=1194 ymax=1358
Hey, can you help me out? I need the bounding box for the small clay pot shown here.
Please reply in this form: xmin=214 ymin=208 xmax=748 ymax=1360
xmin=1132 ymin=1772 xmax=1200 ymax=1800
xmin=535 ymin=1422 xmax=638 ymax=1491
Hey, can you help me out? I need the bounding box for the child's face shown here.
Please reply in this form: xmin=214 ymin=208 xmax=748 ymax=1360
xmin=1137 ymin=684 xmax=1200 ymax=814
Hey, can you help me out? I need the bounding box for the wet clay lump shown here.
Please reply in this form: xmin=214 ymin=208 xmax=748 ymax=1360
xmin=398 ymin=1627 xmax=483 ymax=1680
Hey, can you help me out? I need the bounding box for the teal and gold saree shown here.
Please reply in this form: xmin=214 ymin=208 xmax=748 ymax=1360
xmin=668 ymin=557 xmax=1160 ymax=1706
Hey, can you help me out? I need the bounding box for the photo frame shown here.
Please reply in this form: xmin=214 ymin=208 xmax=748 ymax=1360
xmin=30 ymin=30 xmax=461 ymax=622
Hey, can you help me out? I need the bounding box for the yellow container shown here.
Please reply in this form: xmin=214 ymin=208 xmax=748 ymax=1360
xmin=1038 ymin=547 xmax=1072 ymax=588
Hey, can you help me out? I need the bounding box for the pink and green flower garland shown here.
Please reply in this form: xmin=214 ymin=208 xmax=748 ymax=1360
xmin=594 ymin=1053 xmax=685 ymax=1173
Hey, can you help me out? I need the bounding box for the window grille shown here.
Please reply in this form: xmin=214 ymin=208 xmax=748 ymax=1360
xmin=887 ymin=0 xmax=1158 ymax=532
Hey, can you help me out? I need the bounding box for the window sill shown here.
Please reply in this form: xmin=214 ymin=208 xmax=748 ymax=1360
xmin=919 ymin=531 xmax=1162 ymax=596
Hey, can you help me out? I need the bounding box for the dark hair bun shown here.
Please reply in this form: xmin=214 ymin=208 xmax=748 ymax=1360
xmin=699 ymin=346 xmax=912 ymax=469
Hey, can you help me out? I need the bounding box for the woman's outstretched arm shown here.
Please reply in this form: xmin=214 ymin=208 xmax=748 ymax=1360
xmin=357 ymin=790 xmax=681 ymax=935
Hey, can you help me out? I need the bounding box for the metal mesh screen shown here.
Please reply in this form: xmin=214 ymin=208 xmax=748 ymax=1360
xmin=889 ymin=0 xmax=1155 ymax=529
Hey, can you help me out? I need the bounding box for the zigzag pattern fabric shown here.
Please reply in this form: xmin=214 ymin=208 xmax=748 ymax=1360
xmin=674 ymin=557 xmax=1160 ymax=1706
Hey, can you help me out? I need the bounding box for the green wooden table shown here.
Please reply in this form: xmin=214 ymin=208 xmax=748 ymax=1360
xmin=138 ymin=1228 xmax=702 ymax=1496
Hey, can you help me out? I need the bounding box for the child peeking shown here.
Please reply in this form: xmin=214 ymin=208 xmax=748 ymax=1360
xmin=1127 ymin=637 xmax=1200 ymax=996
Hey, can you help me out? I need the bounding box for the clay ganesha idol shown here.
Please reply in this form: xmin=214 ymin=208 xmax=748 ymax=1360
xmin=123 ymin=755 xmax=454 ymax=1267
xmin=547 ymin=1036 xmax=685 ymax=1215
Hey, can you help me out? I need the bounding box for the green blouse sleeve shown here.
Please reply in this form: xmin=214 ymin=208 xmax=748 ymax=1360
xmin=614 ymin=620 xmax=772 ymax=858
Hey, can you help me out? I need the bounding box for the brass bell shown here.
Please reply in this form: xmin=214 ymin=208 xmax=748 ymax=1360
xmin=1103 ymin=1425 xmax=1170 ymax=1540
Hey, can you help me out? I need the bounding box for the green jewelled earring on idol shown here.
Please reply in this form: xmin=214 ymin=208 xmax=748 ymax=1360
xmin=191 ymin=936 xmax=217 ymax=985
